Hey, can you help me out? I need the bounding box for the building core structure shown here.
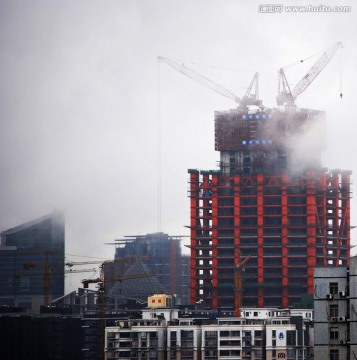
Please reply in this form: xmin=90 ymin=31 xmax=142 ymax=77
xmin=189 ymin=106 xmax=351 ymax=309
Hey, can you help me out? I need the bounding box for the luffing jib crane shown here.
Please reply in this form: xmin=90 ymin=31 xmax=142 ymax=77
xmin=158 ymin=56 xmax=241 ymax=103
xmin=277 ymin=41 xmax=343 ymax=107
xmin=159 ymin=56 xmax=264 ymax=109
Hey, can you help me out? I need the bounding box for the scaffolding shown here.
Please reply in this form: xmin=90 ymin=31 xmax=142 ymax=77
xmin=189 ymin=105 xmax=351 ymax=310
xmin=188 ymin=168 xmax=351 ymax=309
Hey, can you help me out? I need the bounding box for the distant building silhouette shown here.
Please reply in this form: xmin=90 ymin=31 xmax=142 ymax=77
xmin=0 ymin=212 xmax=65 ymax=312
xmin=106 ymin=232 xmax=190 ymax=305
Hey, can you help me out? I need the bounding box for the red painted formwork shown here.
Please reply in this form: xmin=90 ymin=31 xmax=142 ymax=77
xmin=188 ymin=170 xmax=351 ymax=310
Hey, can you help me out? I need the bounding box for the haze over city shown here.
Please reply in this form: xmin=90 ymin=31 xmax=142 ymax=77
xmin=0 ymin=0 xmax=356 ymax=292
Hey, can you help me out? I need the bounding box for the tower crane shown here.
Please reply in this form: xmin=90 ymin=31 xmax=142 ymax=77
xmin=234 ymin=255 xmax=251 ymax=317
xmin=158 ymin=56 xmax=241 ymax=103
xmin=8 ymin=249 xmax=59 ymax=307
xmin=277 ymin=41 xmax=343 ymax=107
xmin=80 ymin=259 xmax=155 ymax=360
xmin=65 ymin=260 xmax=111 ymax=267
xmin=159 ymin=56 xmax=262 ymax=108
xmin=240 ymin=72 xmax=262 ymax=108
xmin=22 ymin=255 xmax=100 ymax=306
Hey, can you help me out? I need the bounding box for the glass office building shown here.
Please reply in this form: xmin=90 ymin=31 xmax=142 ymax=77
xmin=0 ymin=212 xmax=65 ymax=311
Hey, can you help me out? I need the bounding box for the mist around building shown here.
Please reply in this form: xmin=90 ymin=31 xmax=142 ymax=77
xmin=0 ymin=45 xmax=354 ymax=360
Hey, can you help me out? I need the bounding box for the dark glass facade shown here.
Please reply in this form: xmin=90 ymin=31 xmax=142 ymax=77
xmin=0 ymin=212 xmax=65 ymax=311
xmin=108 ymin=233 xmax=190 ymax=304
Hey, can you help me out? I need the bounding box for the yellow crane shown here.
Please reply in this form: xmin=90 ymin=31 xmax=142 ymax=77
xmin=234 ymin=255 xmax=251 ymax=317
xmin=80 ymin=259 xmax=155 ymax=360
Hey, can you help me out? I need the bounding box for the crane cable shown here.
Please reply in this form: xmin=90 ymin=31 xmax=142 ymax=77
xmin=340 ymin=46 xmax=343 ymax=99
xmin=282 ymin=43 xmax=343 ymax=99
xmin=167 ymin=56 xmax=249 ymax=73
xmin=282 ymin=49 xmax=324 ymax=69
xmin=157 ymin=60 xmax=162 ymax=234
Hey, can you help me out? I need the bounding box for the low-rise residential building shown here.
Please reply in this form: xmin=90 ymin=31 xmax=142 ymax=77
xmin=105 ymin=305 xmax=313 ymax=360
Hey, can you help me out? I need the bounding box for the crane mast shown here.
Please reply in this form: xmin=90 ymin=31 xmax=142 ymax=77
xmin=240 ymin=72 xmax=262 ymax=108
xmin=234 ymin=255 xmax=251 ymax=317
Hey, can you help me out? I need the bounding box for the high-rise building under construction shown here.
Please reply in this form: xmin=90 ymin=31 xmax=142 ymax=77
xmin=188 ymin=105 xmax=351 ymax=309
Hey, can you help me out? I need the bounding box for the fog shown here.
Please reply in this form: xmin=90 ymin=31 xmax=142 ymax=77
xmin=0 ymin=0 xmax=356 ymax=291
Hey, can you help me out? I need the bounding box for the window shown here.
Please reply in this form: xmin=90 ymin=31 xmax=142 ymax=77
xmin=205 ymin=350 xmax=217 ymax=357
xmin=231 ymin=350 xmax=241 ymax=356
xmin=287 ymin=330 xmax=296 ymax=346
xmin=181 ymin=330 xmax=193 ymax=339
xmin=330 ymin=304 xmax=338 ymax=317
xmin=19 ymin=277 xmax=30 ymax=292
xmin=330 ymin=349 xmax=339 ymax=360
xmin=330 ymin=327 xmax=339 ymax=340
xmin=205 ymin=331 xmax=217 ymax=338
xmin=330 ymin=282 xmax=338 ymax=295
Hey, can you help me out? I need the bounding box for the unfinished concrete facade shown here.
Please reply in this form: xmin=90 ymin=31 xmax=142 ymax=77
xmin=189 ymin=106 xmax=351 ymax=309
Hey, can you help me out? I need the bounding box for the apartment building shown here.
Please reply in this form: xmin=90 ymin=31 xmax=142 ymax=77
xmin=314 ymin=256 xmax=357 ymax=359
xmin=105 ymin=299 xmax=313 ymax=359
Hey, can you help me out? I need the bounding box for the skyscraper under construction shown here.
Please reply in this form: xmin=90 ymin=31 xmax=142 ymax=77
xmin=188 ymin=105 xmax=351 ymax=309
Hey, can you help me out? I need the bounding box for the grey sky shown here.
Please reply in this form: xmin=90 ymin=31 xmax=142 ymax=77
xmin=0 ymin=0 xmax=356 ymax=291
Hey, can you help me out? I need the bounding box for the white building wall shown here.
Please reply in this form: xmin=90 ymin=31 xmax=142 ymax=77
xmin=314 ymin=264 xmax=350 ymax=359
xmin=105 ymin=308 xmax=310 ymax=360
xmin=348 ymin=257 xmax=357 ymax=358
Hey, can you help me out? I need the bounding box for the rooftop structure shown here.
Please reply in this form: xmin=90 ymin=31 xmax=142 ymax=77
xmin=215 ymin=107 xmax=325 ymax=175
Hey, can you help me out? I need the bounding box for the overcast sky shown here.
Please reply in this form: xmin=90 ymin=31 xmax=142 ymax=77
xmin=0 ymin=0 xmax=356 ymax=291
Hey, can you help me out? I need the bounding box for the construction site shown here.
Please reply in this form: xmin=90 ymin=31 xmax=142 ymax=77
xmin=0 ymin=41 xmax=354 ymax=359
xmin=181 ymin=41 xmax=352 ymax=310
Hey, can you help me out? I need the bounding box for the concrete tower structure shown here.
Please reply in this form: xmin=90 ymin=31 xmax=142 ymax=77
xmin=188 ymin=106 xmax=351 ymax=309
